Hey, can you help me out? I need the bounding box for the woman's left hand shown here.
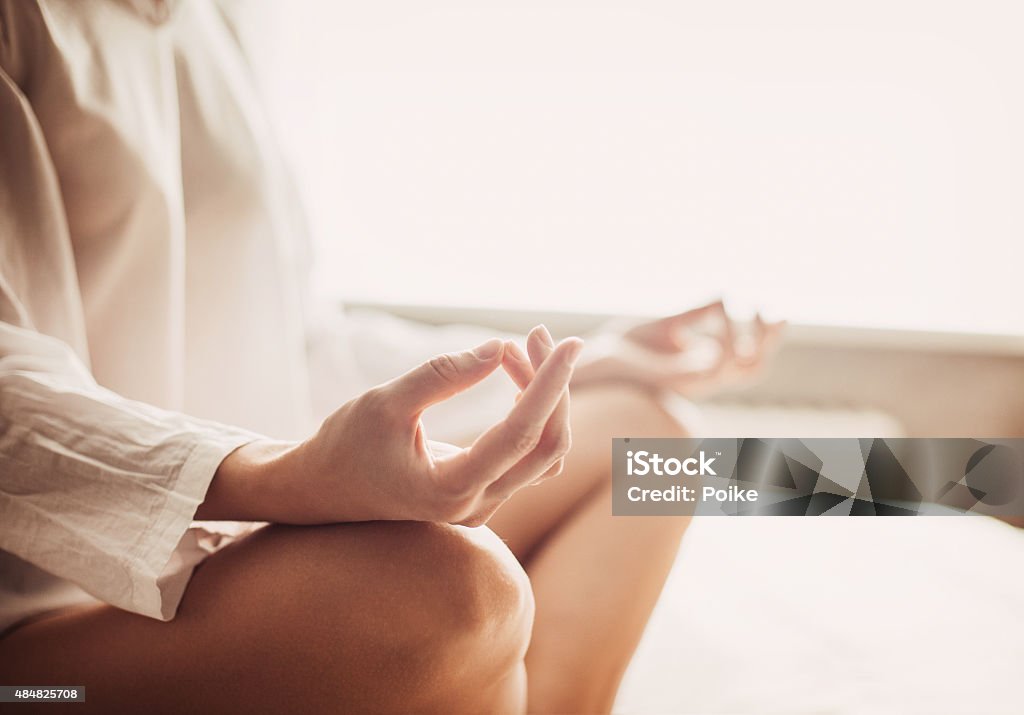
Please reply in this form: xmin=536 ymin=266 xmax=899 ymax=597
xmin=570 ymin=300 xmax=785 ymax=399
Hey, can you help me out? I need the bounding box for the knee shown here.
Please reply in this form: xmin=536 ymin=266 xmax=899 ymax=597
xmin=360 ymin=522 xmax=534 ymax=708
xmin=183 ymin=520 xmax=533 ymax=713
xmin=418 ymin=522 xmax=535 ymax=656
xmin=261 ymin=521 xmax=533 ymax=711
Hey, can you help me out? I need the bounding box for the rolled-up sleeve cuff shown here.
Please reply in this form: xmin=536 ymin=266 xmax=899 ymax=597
xmin=128 ymin=428 xmax=262 ymax=621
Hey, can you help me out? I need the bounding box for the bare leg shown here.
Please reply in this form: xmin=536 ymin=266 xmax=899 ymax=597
xmin=0 ymin=521 xmax=534 ymax=715
xmin=488 ymin=384 xmax=692 ymax=714
xmin=0 ymin=385 xmax=689 ymax=714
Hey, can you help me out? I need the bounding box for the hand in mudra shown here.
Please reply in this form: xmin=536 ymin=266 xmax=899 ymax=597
xmin=572 ymin=300 xmax=784 ymax=399
xmin=274 ymin=326 xmax=581 ymax=526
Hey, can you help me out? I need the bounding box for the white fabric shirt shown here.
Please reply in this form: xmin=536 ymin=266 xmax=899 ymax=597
xmin=0 ymin=0 xmax=515 ymax=632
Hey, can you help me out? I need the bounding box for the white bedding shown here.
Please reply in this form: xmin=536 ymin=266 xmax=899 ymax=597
xmin=615 ymin=517 xmax=1024 ymax=714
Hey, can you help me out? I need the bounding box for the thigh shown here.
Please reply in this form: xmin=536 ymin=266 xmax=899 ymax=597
xmin=488 ymin=384 xmax=689 ymax=562
xmin=0 ymin=521 xmax=527 ymax=715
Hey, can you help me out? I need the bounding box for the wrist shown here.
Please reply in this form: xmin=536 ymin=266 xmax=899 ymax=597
xmin=196 ymin=439 xmax=300 ymax=521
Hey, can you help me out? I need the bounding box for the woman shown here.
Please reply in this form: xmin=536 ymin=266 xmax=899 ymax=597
xmin=0 ymin=1 xmax=780 ymax=712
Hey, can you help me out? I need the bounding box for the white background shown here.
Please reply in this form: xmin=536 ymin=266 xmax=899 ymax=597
xmin=263 ymin=1 xmax=1024 ymax=334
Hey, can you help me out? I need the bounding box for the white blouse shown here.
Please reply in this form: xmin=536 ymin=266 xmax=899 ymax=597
xmin=0 ymin=0 xmax=516 ymax=632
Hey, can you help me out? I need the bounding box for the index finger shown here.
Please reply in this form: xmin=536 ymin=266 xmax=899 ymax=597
xmin=690 ymin=300 xmax=736 ymax=365
xmin=442 ymin=337 xmax=582 ymax=485
xmin=666 ymin=299 xmax=726 ymax=328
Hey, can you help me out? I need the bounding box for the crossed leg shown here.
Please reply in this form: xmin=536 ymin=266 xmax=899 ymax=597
xmin=0 ymin=384 xmax=689 ymax=714
xmin=488 ymin=383 xmax=692 ymax=714
xmin=0 ymin=522 xmax=534 ymax=714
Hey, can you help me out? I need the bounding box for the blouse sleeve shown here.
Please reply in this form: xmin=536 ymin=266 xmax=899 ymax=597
xmin=0 ymin=62 xmax=261 ymax=621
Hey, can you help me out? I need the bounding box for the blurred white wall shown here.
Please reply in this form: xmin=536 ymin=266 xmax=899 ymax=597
xmin=260 ymin=1 xmax=1023 ymax=335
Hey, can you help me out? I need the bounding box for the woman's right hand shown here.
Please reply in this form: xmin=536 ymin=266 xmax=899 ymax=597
xmin=199 ymin=328 xmax=582 ymax=526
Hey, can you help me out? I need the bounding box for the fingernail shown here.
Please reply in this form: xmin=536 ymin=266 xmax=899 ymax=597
xmin=505 ymin=340 xmax=528 ymax=362
xmin=562 ymin=338 xmax=584 ymax=365
xmin=473 ymin=338 xmax=503 ymax=359
xmin=538 ymin=324 xmax=555 ymax=347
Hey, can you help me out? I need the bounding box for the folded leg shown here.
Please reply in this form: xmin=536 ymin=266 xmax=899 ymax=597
xmin=0 ymin=520 xmax=534 ymax=714
xmin=488 ymin=384 xmax=693 ymax=714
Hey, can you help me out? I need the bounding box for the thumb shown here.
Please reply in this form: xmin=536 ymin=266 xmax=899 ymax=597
xmin=385 ymin=338 xmax=505 ymax=415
